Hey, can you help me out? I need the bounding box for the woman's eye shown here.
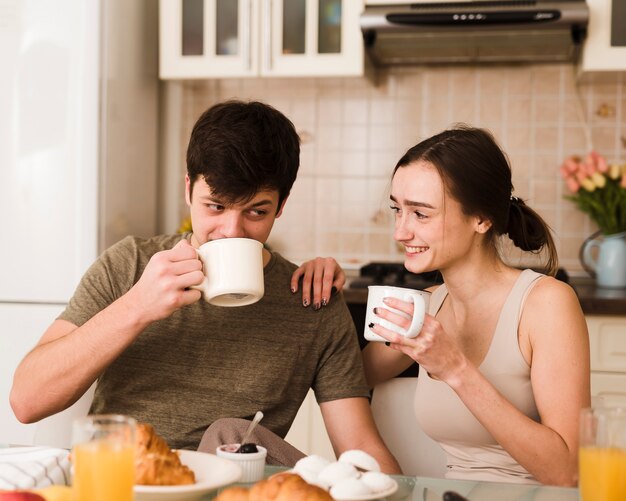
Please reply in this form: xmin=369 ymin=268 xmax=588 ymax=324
xmin=414 ymin=211 xmax=427 ymax=219
xmin=389 ymin=205 xmax=400 ymax=214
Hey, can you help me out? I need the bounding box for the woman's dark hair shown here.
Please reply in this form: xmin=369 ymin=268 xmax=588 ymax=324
xmin=186 ymin=100 xmax=300 ymax=210
xmin=393 ymin=125 xmax=558 ymax=275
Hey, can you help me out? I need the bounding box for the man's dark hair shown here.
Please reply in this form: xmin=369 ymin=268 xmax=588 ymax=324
xmin=186 ymin=100 xmax=300 ymax=210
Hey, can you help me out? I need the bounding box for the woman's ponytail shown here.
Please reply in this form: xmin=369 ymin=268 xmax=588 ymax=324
xmin=507 ymin=196 xmax=558 ymax=275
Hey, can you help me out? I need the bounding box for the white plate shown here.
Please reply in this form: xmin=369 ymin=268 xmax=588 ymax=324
xmin=331 ymin=477 xmax=399 ymax=501
xmin=134 ymin=449 xmax=242 ymax=501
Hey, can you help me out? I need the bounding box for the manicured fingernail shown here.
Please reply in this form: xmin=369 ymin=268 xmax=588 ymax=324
xmin=291 ymin=287 xmax=296 ymax=293
xmin=382 ymin=297 xmax=390 ymax=304
xmin=368 ymin=322 xmax=374 ymax=328
xmin=373 ymin=307 xmax=379 ymax=314
xmin=303 ymin=299 xmax=309 ymax=307
xmin=385 ymin=342 xmax=390 ymax=347
xmin=321 ymin=298 xmax=328 ymax=306
xmin=314 ymin=302 xmax=321 ymax=310
xmin=331 ymin=286 xmax=337 ymax=294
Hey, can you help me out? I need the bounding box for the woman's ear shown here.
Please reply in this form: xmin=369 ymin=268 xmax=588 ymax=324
xmin=475 ymin=217 xmax=493 ymax=234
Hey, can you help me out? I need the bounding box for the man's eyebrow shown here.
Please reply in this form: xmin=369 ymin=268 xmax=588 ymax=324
xmin=200 ymin=195 xmax=274 ymax=207
xmin=248 ymin=199 xmax=274 ymax=207
xmin=389 ymin=194 xmax=435 ymax=209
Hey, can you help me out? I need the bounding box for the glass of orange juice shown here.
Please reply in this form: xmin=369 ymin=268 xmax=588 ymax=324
xmin=71 ymin=414 xmax=136 ymax=501
xmin=579 ymin=406 xmax=626 ymax=501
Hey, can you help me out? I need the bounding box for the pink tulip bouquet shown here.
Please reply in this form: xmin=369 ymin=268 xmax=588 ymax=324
xmin=559 ymin=151 xmax=626 ymax=236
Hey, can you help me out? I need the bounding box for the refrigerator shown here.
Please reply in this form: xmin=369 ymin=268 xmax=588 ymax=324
xmin=0 ymin=0 xmax=159 ymax=447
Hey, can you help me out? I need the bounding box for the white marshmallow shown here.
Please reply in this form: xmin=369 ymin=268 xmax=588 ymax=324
xmin=318 ymin=461 xmax=359 ymax=487
xmin=360 ymin=471 xmax=396 ymax=493
xmin=294 ymin=454 xmax=331 ymax=475
xmin=330 ymin=478 xmax=373 ymax=499
xmin=292 ymin=455 xmax=332 ymax=489
xmin=338 ymin=449 xmax=381 ymax=472
xmin=291 ymin=468 xmax=328 ymax=489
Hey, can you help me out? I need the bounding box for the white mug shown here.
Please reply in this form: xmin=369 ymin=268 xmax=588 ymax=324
xmin=191 ymin=238 xmax=264 ymax=307
xmin=364 ymin=285 xmax=430 ymax=342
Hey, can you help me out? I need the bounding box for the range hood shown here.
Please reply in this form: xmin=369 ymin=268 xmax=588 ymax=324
xmin=360 ymin=0 xmax=590 ymax=65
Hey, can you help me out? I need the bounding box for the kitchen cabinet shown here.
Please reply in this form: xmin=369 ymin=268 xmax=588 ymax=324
xmin=159 ymin=0 xmax=364 ymax=79
xmin=588 ymin=315 xmax=626 ymax=406
xmin=580 ymin=0 xmax=626 ymax=72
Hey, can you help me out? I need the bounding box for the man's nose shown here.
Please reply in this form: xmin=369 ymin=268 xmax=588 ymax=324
xmin=220 ymin=212 xmax=246 ymax=238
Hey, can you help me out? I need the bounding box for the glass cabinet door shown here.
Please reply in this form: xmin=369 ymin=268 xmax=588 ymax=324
xmin=159 ymin=0 xmax=363 ymax=79
xmin=160 ymin=0 xmax=260 ymax=78
xmin=265 ymin=0 xmax=363 ymax=77
xmin=318 ymin=0 xmax=342 ymax=55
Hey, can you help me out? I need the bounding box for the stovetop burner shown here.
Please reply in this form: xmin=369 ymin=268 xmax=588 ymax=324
xmin=349 ymin=262 xmax=569 ymax=289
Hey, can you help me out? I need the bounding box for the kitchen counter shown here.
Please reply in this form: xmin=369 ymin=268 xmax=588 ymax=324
xmin=572 ymin=281 xmax=626 ymax=316
xmin=343 ymin=277 xmax=626 ymax=317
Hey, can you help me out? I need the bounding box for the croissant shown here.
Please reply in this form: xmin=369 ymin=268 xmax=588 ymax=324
xmin=215 ymin=472 xmax=333 ymax=501
xmin=135 ymin=423 xmax=196 ymax=485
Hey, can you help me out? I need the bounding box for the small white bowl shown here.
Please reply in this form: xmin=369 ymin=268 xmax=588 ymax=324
xmin=215 ymin=444 xmax=267 ymax=483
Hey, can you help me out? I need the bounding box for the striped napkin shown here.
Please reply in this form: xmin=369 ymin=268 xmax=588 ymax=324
xmin=0 ymin=446 xmax=71 ymax=490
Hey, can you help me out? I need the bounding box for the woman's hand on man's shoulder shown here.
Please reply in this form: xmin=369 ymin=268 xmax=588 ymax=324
xmin=291 ymin=257 xmax=345 ymax=310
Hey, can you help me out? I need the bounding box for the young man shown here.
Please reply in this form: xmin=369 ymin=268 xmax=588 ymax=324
xmin=11 ymin=100 xmax=400 ymax=473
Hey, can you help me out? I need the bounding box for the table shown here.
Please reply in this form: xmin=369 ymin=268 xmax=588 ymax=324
xmin=204 ymin=466 xmax=579 ymax=500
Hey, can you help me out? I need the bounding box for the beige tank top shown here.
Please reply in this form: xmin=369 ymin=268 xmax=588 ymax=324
xmin=414 ymin=269 xmax=543 ymax=484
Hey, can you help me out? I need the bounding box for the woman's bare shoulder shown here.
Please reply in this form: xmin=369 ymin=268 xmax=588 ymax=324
xmin=523 ymin=274 xmax=587 ymax=339
xmin=527 ymin=274 xmax=580 ymax=306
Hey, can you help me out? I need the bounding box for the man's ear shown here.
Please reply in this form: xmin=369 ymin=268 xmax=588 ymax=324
xmin=275 ymin=196 xmax=289 ymax=218
xmin=185 ymin=174 xmax=192 ymax=207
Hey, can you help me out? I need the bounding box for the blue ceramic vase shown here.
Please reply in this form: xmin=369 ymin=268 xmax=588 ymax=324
xmin=581 ymin=231 xmax=626 ymax=289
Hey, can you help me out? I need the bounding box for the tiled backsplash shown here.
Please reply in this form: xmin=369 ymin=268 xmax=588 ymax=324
xmin=174 ymin=65 xmax=625 ymax=274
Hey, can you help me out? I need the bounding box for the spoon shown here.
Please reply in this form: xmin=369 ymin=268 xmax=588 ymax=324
xmin=237 ymin=411 xmax=264 ymax=452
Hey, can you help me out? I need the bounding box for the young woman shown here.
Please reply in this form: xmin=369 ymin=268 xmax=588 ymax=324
xmin=361 ymin=126 xmax=590 ymax=486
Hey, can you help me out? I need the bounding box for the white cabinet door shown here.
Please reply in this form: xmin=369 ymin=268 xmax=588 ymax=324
xmin=160 ymin=0 xmax=260 ymax=78
xmin=159 ymin=0 xmax=363 ymax=78
xmin=580 ymin=0 xmax=626 ymax=72
xmin=587 ymin=315 xmax=626 ymax=407
xmin=591 ymin=373 xmax=626 ymax=407
xmin=265 ymin=0 xmax=363 ymax=77
xmin=587 ymin=316 xmax=626 ymax=373
xmin=0 ymin=304 xmax=65 ymax=446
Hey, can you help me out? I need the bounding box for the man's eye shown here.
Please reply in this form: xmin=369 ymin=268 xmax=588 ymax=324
xmin=250 ymin=209 xmax=268 ymax=217
xmin=206 ymin=204 xmax=224 ymax=211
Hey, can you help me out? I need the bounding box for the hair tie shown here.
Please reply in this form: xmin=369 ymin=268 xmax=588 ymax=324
xmin=510 ymin=195 xmax=519 ymax=204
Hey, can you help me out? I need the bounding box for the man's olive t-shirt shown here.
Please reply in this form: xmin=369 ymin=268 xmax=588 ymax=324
xmin=59 ymin=234 xmax=369 ymax=449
